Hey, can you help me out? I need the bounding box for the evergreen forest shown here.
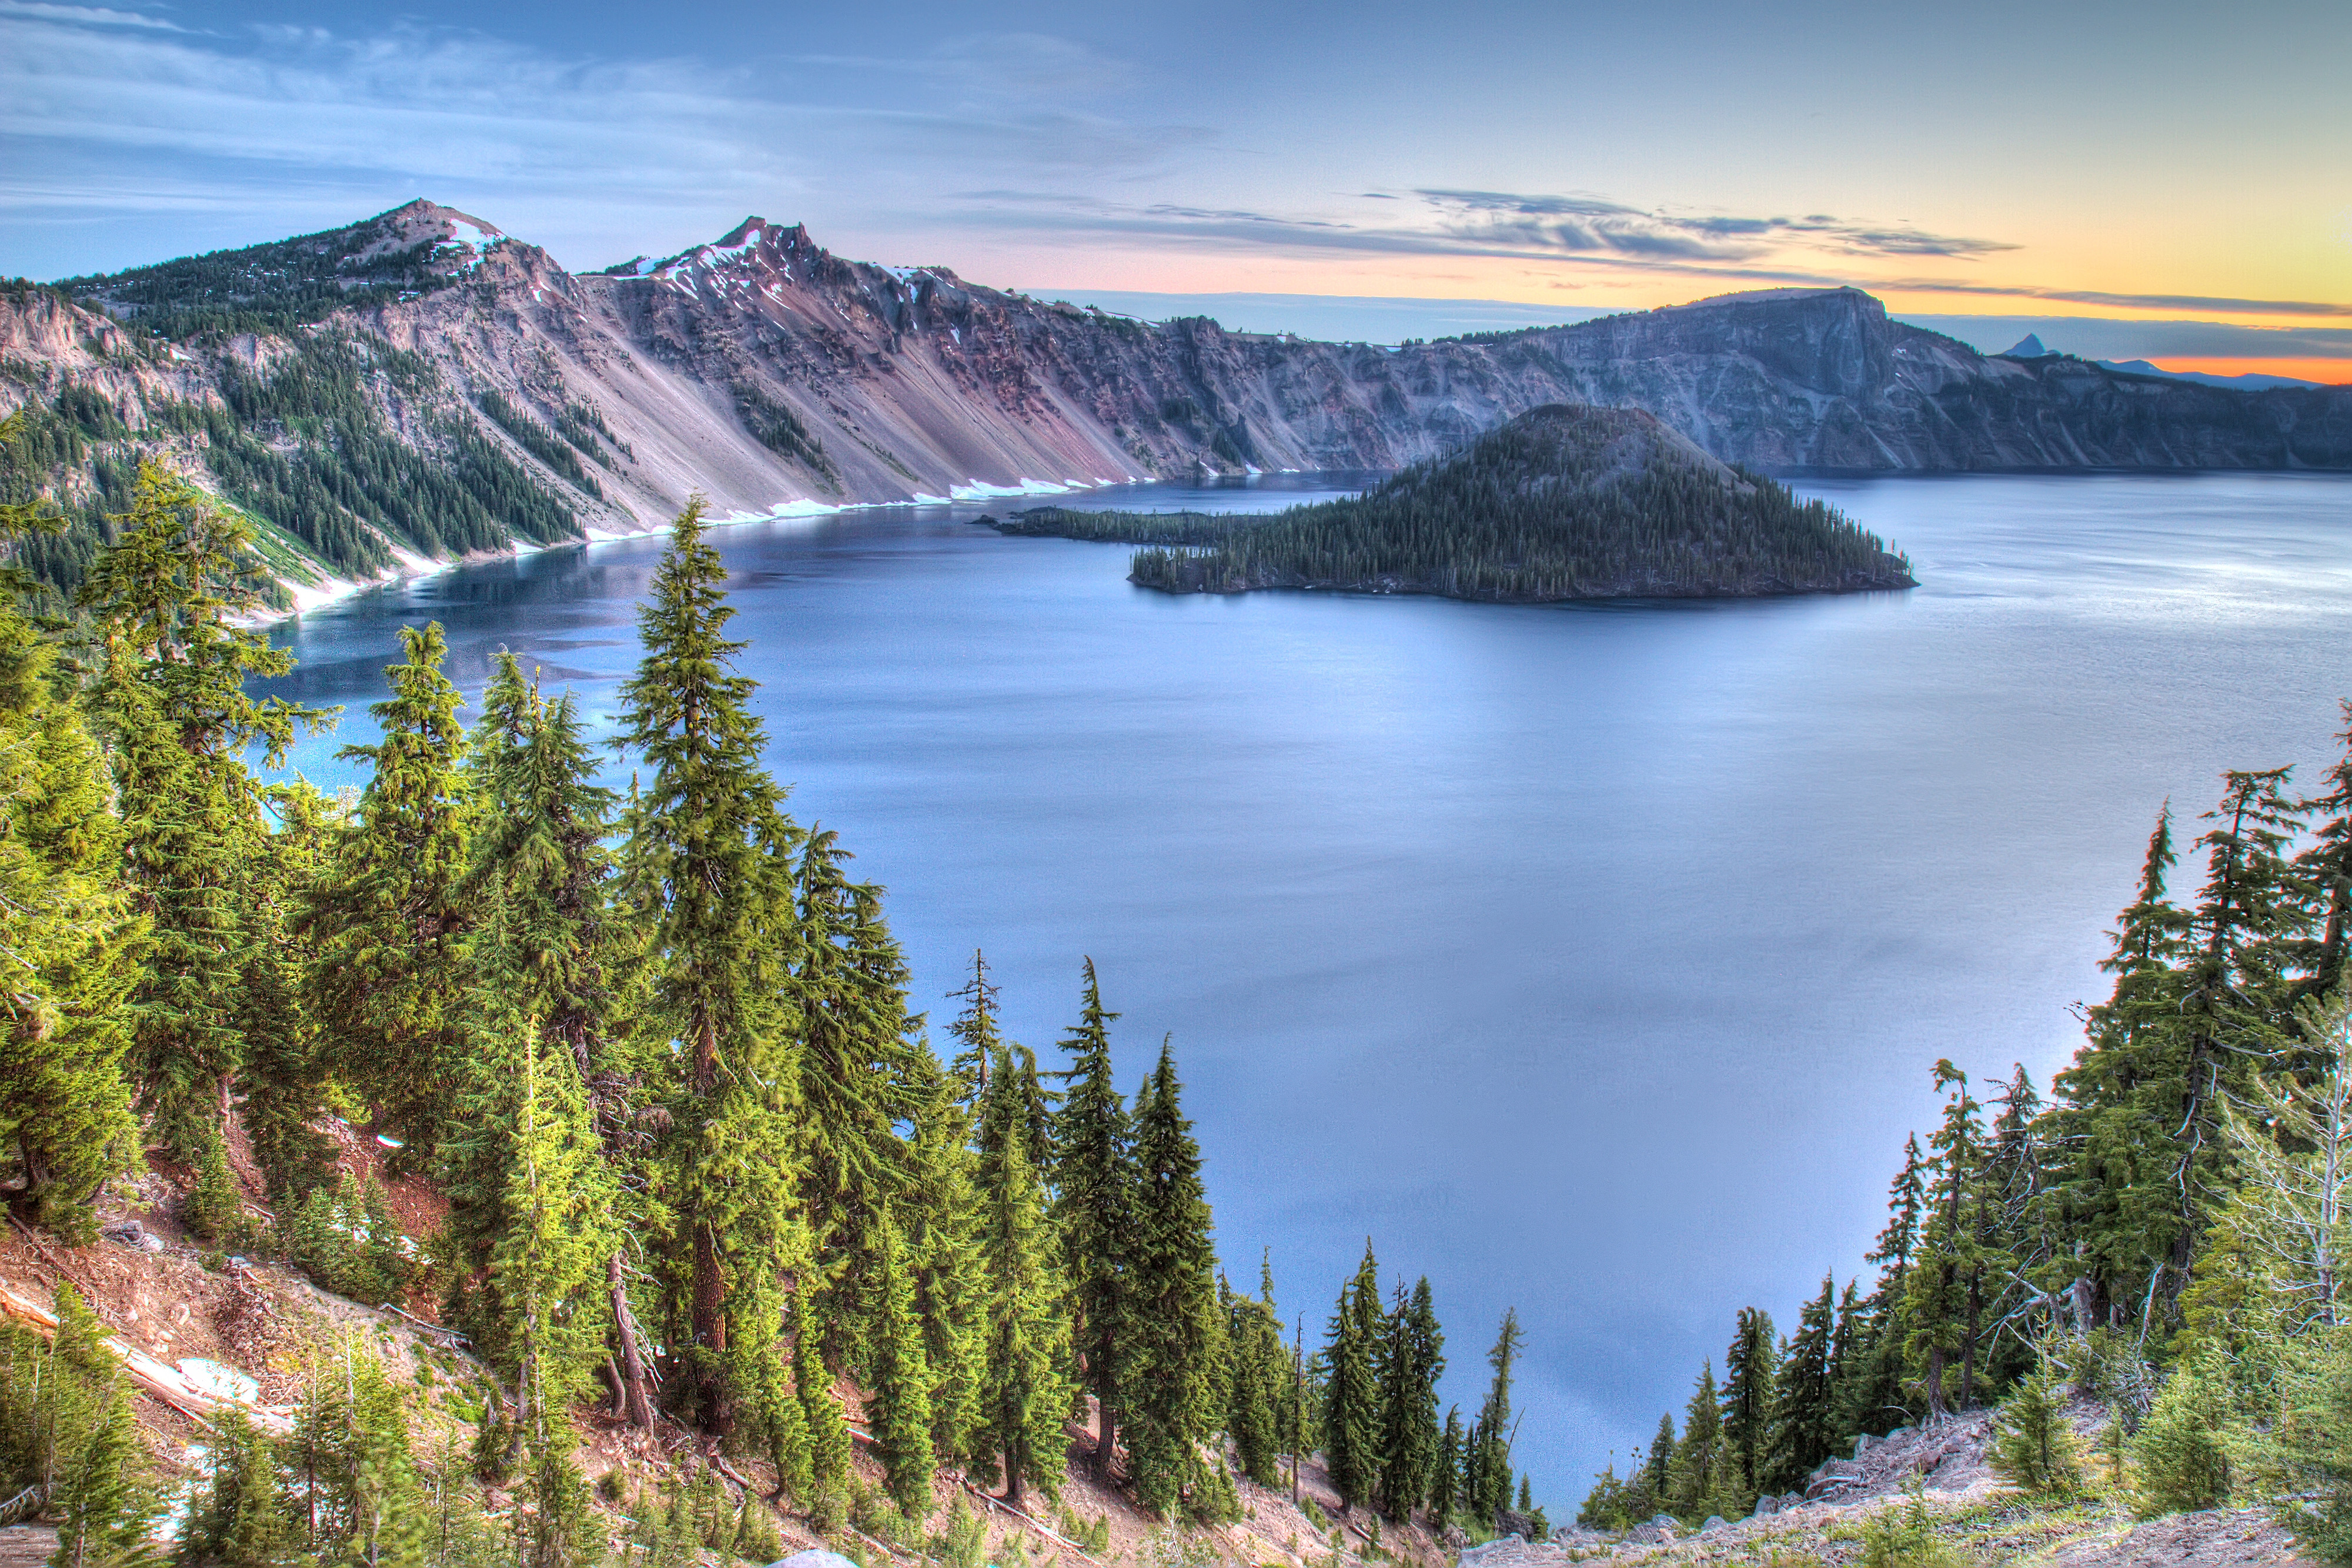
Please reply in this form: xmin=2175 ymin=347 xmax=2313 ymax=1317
xmin=1576 ymin=751 xmax=2352 ymax=1559
xmin=988 ymin=406 xmax=1912 ymax=603
xmin=0 ymin=431 xmax=1552 ymax=1568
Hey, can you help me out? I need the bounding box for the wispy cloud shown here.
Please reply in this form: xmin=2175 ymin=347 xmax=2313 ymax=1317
xmin=1413 ymin=190 xmax=2016 ymax=262
xmin=0 ymin=1 xmax=184 ymax=31
xmin=0 ymin=5 xmax=1204 ymax=271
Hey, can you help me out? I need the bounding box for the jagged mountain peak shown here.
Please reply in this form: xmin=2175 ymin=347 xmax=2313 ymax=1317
xmin=2003 ymin=333 xmax=2053 ymax=358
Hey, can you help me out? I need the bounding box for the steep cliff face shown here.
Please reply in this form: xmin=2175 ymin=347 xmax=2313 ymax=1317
xmin=4 ymin=203 xmax=2347 ymax=602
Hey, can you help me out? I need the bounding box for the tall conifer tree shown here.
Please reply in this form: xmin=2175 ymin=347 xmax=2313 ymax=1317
xmin=1322 ymin=1243 xmax=1383 ymax=1512
xmin=973 ymin=1044 xmax=1070 ymax=1507
xmin=81 ymin=464 xmax=312 ymax=1157
xmin=0 ymin=540 xmax=141 ymax=1239
xmin=614 ymin=499 xmax=806 ymax=1432
xmin=1123 ymin=1041 xmax=1224 ymax=1517
xmin=1720 ymin=1307 xmax=1777 ymax=1495
xmin=1375 ymin=1279 xmax=1444 ymax=1520
xmin=1050 ymin=959 xmax=1131 ymax=1482
xmin=303 ymin=621 xmax=473 ymax=1153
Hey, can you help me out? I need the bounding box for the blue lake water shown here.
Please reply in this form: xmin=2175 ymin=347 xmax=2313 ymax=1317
xmin=260 ymin=470 xmax=2352 ymax=1502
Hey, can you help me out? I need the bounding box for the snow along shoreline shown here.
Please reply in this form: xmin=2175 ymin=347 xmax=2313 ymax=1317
xmin=246 ymin=474 xmax=1141 ymax=626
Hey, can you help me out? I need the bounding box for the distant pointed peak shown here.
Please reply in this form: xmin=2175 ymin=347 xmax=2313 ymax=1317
xmin=2003 ymin=333 xmax=2052 ymax=358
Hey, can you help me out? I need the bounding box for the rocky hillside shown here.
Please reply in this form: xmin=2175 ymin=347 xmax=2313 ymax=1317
xmin=1478 ymin=1406 xmax=2311 ymax=1566
xmin=4 ymin=201 xmax=2348 ymax=604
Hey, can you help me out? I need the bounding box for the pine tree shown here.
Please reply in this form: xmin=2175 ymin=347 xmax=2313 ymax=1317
xmin=613 ymin=499 xmax=805 ymax=1433
xmin=1049 ymin=958 xmax=1131 ymax=1483
xmin=182 ymin=1124 xmax=242 ymax=1245
xmin=972 ymin=1044 xmax=1069 ymax=1509
xmin=80 ymin=463 xmax=312 ymax=1159
xmin=868 ymin=1210 xmax=936 ymax=1517
xmin=51 ymin=1382 xmax=158 ymax=1568
xmin=1987 ymin=1352 xmax=2085 ymax=1498
xmin=793 ymin=1288 xmax=852 ymax=1497
xmin=236 ymin=780 xmax=340 ymax=1203
xmin=1905 ymin=1062 xmax=1991 ymax=1415
xmin=180 ymin=1407 xmax=296 ymax=1568
xmin=1643 ymin=1412 xmax=1675 ymax=1515
xmin=1123 ymin=1041 xmax=1224 ymax=1517
xmin=0 ymin=556 xmax=142 ymax=1242
xmin=302 ymin=620 xmax=473 ymax=1153
xmin=1375 ymin=1278 xmax=1444 ymax=1520
xmin=2297 ymin=703 xmax=2352 ymax=1004
xmin=487 ymin=1010 xmax=612 ymax=1457
xmin=1667 ymin=1364 xmax=1722 ymax=1522
xmin=1225 ymin=1268 xmax=1286 ymax=1489
xmin=1322 ymin=1243 xmax=1382 ymax=1513
xmin=1765 ymin=1278 xmax=1836 ymax=1493
xmin=1470 ymin=1309 xmax=1523 ymax=1525
xmin=1719 ymin=1306 xmax=1776 ymax=1496
xmin=2131 ymin=1345 xmax=2234 ymax=1517
xmin=1429 ymin=1408 xmax=1462 ymax=1526
xmin=901 ymin=1054 xmax=984 ymax=1475
xmin=2053 ymin=806 xmax=2193 ymax=1326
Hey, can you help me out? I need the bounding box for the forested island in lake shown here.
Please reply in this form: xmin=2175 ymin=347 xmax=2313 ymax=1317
xmin=984 ymin=405 xmax=1915 ymax=602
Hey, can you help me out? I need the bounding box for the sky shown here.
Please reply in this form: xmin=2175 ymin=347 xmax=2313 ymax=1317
xmin=5 ymin=0 xmax=2350 ymax=377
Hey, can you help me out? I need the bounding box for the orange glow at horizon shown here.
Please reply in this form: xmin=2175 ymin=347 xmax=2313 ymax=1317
xmin=2124 ymin=358 xmax=2352 ymax=385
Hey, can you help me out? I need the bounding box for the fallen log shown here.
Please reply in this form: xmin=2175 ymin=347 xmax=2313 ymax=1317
xmin=0 ymin=1284 xmax=291 ymax=1435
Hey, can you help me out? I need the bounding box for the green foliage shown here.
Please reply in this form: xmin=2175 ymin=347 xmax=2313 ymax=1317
xmin=1225 ymin=1271 xmax=1288 ymax=1490
xmin=729 ymin=383 xmax=837 ymax=486
xmin=1766 ymin=1276 xmax=1839 ymax=1493
xmin=2252 ymin=1329 xmax=2352 ymax=1563
xmin=1986 ymin=1352 xmax=2086 ymax=1498
xmin=1849 ymin=1487 xmax=1962 ymax=1568
xmin=614 ymin=498 xmax=805 ymax=1432
xmin=0 ymin=537 xmax=142 ymax=1239
xmin=996 ymin=405 xmax=1910 ymax=602
xmin=971 ymin=1044 xmax=1070 ymax=1509
xmin=82 ymin=463 xmax=315 ymax=1159
xmin=476 ymin=391 xmax=603 ymax=500
xmin=58 ymin=206 xmax=465 ymax=337
xmin=2130 ymin=1345 xmax=2234 ymax=1517
xmin=1720 ymin=1306 xmax=1777 ymax=1496
xmin=1321 ymin=1244 xmax=1382 ymax=1512
xmin=178 ymin=1407 xmax=295 ymax=1568
xmin=289 ymin=1172 xmax=410 ymax=1305
xmin=182 ymin=1125 xmax=243 ymax=1245
xmin=1374 ymin=1278 xmax=1444 ymax=1519
xmin=302 ymin=620 xmax=473 ymax=1154
xmin=1122 ymin=1041 xmax=1225 ymax=1519
xmin=868 ymin=1211 xmax=936 ymax=1517
xmin=1466 ymin=1309 xmax=1524 ymax=1525
xmin=1049 ymin=958 xmax=1131 ymax=1480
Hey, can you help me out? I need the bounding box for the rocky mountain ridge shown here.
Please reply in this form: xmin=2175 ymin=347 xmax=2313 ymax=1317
xmin=5 ymin=200 xmax=2348 ymax=603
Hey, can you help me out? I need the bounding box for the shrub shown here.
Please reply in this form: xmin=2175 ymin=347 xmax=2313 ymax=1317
xmin=2130 ymin=1346 xmax=2233 ymax=1517
xmin=1988 ymin=1356 xmax=2086 ymax=1497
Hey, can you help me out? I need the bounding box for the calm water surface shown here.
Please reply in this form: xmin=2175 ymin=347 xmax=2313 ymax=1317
xmin=262 ymin=471 xmax=2352 ymax=1499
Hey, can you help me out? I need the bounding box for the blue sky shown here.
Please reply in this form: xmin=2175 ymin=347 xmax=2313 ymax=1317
xmin=5 ymin=0 xmax=2348 ymax=370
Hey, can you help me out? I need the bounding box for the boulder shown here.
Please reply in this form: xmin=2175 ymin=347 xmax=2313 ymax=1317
xmin=1852 ymin=1433 xmax=1872 ymax=1456
xmin=1649 ymin=1514 xmax=1679 ymax=1530
xmin=1699 ymin=1516 xmax=1728 ymax=1534
xmin=1752 ymin=1495 xmax=1779 ymax=1519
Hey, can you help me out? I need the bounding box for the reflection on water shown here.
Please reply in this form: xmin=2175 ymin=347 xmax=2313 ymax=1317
xmin=262 ymin=469 xmax=2352 ymax=1497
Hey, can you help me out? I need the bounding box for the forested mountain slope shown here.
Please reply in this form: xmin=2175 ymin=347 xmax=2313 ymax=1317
xmin=2 ymin=201 xmax=2347 ymax=606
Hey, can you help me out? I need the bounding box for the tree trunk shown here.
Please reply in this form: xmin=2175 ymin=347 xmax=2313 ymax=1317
xmin=1003 ymin=1447 xmax=1023 ymax=1510
xmin=609 ymin=1252 xmax=656 ymax=1432
xmin=1094 ymin=1398 xmax=1118 ymax=1483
